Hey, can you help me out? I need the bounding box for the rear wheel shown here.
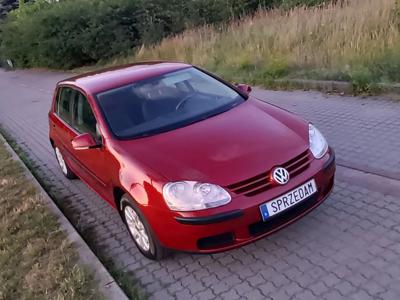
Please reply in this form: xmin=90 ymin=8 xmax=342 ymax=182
xmin=121 ymin=194 xmax=167 ymax=260
xmin=54 ymin=147 xmax=76 ymax=179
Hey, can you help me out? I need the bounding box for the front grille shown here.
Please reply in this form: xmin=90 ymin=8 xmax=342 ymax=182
xmin=226 ymin=150 xmax=312 ymax=197
xmin=248 ymin=192 xmax=319 ymax=236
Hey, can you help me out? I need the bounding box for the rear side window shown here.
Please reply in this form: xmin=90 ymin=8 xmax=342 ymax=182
xmin=72 ymin=91 xmax=97 ymax=137
xmin=56 ymin=87 xmax=74 ymax=125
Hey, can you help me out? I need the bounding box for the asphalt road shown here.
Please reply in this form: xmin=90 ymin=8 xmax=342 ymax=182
xmin=1 ymin=68 xmax=400 ymax=300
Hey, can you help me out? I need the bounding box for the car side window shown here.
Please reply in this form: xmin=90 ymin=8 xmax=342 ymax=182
xmin=56 ymin=87 xmax=74 ymax=125
xmin=72 ymin=90 xmax=98 ymax=139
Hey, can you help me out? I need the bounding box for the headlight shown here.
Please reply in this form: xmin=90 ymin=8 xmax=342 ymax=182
xmin=162 ymin=181 xmax=231 ymax=211
xmin=309 ymin=124 xmax=328 ymax=159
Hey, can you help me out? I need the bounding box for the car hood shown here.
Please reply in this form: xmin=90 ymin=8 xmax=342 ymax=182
xmin=117 ymin=98 xmax=309 ymax=186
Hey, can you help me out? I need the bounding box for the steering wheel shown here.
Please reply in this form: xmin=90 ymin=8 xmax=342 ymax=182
xmin=175 ymin=94 xmax=195 ymax=110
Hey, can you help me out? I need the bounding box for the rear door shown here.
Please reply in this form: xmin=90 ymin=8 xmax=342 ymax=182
xmin=52 ymin=86 xmax=77 ymax=168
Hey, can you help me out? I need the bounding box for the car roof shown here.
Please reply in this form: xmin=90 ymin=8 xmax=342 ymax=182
xmin=58 ymin=61 xmax=192 ymax=94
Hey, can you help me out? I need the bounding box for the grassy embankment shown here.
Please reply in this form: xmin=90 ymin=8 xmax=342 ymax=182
xmin=0 ymin=138 xmax=100 ymax=300
xmin=108 ymin=0 xmax=400 ymax=93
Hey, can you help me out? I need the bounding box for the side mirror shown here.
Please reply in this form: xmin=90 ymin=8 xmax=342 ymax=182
xmin=72 ymin=133 xmax=100 ymax=150
xmin=235 ymin=83 xmax=252 ymax=94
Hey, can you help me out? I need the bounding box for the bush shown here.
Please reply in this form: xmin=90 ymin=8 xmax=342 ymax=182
xmin=0 ymin=0 xmax=331 ymax=69
xmin=0 ymin=0 xmax=142 ymax=68
xmin=0 ymin=0 xmax=273 ymax=68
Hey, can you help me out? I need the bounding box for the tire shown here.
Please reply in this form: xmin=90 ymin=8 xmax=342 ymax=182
xmin=54 ymin=146 xmax=77 ymax=179
xmin=120 ymin=194 xmax=167 ymax=260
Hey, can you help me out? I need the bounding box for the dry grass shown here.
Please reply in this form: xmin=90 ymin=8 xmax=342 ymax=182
xmin=116 ymin=0 xmax=399 ymax=91
xmin=136 ymin=0 xmax=398 ymax=66
xmin=0 ymin=140 xmax=100 ymax=300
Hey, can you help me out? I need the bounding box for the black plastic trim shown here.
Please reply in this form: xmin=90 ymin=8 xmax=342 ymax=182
xmin=197 ymin=232 xmax=235 ymax=250
xmin=175 ymin=210 xmax=243 ymax=225
xmin=323 ymin=148 xmax=336 ymax=170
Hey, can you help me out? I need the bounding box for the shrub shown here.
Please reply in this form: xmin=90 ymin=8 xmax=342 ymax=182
xmin=0 ymin=0 xmax=331 ymax=69
xmin=0 ymin=0 xmax=272 ymax=68
xmin=349 ymin=67 xmax=376 ymax=94
xmin=0 ymin=0 xmax=144 ymax=68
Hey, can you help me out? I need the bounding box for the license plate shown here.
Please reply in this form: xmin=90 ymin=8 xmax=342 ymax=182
xmin=259 ymin=179 xmax=317 ymax=221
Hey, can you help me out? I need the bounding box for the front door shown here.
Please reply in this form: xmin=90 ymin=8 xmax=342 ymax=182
xmin=68 ymin=89 xmax=110 ymax=198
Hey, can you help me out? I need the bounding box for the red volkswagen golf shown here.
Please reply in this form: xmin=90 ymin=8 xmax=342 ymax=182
xmin=49 ymin=62 xmax=335 ymax=259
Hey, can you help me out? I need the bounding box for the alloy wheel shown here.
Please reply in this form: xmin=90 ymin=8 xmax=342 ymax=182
xmin=55 ymin=147 xmax=68 ymax=175
xmin=124 ymin=206 xmax=150 ymax=251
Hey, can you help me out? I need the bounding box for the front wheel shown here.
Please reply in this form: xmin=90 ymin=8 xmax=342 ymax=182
xmin=54 ymin=147 xmax=76 ymax=179
xmin=121 ymin=194 xmax=167 ymax=260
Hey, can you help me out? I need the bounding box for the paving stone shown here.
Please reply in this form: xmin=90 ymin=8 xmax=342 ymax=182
xmin=378 ymin=290 xmax=400 ymax=300
xmin=268 ymin=289 xmax=289 ymax=300
xmin=295 ymin=289 xmax=318 ymax=300
xmin=167 ymin=282 xmax=184 ymax=294
xmin=175 ymin=288 xmax=192 ymax=300
xmin=145 ymin=281 xmax=164 ymax=295
xmin=234 ymin=281 xmax=253 ymax=295
xmin=253 ymin=89 xmax=400 ymax=179
xmin=150 ymin=290 xmax=174 ymax=300
xmin=246 ymin=274 xmax=267 ymax=287
xmin=363 ymin=280 xmax=386 ymax=296
xmin=335 ymin=281 xmax=357 ymax=296
xmin=269 ymin=274 xmax=291 ymax=288
xmin=323 ymin=290 xmax=344 ymax=300
xmin=258 ymin=281 xmax=276 ymax=296
xmin=201 ymin=274 xmax=219 ymax=288
xmin=282 ymin=281 xmax=303 ymax=298
xmin=185 ymin=281 xmax=206 ymax=295
xmin=2 ymin=70 xmax=400 ymax=299
xmin=209 ymin=281 xmax=231 ymax=295
xmin=194 ymin=289 xmax=215 ymax=300
xmin=220 ymin=289 xmax=240 ymax=300
xmin=308 ymin=281 xmax=329 ymax=296
xmin=350 ymin=290 xmax=376 ymax=300
xmin=244 ymin=289 xmax=265 ymax=300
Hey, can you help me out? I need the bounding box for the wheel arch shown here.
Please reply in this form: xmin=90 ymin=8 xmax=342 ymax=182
xmin=113 ymin=186 xmax=126 ymax=212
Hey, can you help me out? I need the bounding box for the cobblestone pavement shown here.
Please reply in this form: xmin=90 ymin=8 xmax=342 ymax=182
xmin=252 ymin=89 xmax=400 ymax=180
xmin=1 ymin=69 xmax=400 ymax=300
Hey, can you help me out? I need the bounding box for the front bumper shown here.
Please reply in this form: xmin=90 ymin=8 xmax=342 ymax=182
xmin=151 ymin=149 xmax=336 ymax=253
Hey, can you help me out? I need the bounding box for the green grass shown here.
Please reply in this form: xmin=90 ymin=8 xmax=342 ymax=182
xmin=0 ymin=138 xmax=101 ymax=300
xmin=94 ymin=0 xmax=399 ymax=94
xmin=0 ymin=127 xmax=146 ymax=300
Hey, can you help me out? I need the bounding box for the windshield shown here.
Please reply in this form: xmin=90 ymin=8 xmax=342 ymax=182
xmin=95 ymin=67 xmax=244 ymax=139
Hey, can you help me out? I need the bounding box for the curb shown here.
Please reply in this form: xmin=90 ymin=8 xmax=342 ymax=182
xmin=275 ymin=79 xmax=353 ymax=94
xmin=273 ymin=78 xmax=400 ymax=95
xmin=0 ymin=133 xmax=129 ymax=300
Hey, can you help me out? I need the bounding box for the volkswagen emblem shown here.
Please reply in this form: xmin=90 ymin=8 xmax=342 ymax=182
xmin=271 ymin=167 xmax=290 ymax=185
